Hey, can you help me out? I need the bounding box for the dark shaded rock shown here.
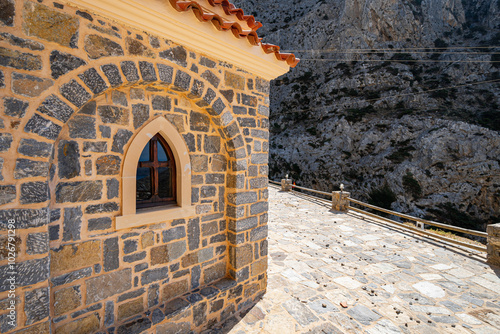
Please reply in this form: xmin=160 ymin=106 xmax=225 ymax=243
xmin=121 ymin=61 xmax=140 ymax=82
xmin=0 ymin=70 xmax=4 ymax=88
xmin=101 ymin=63 xmax=123 ymax=87
xmin=149 ymin=36 xmax=160 ymax=48
xmin=162 ymin=226 xmax=186 ymax=243
xmin=200 ymin=56 xmax=216 ymax=68
xmin=159 ymin=46 xmax=187 ymax=67
xmin=139 ymin=61 xmax=157 ymax=81
xmin=98 ymin=105 xmax=129 ymax=125
xmin=79 ymin=68 xmax=108 ymax=94
xmin=0 ymin=46 xmax=42 ymax=70
xmin=99 ymin=125 xmax=111 ymax=138
xmin=126 ymin=38 xmax=155 ymax=58
xmin=111 ymin=129 xmax=133 ymax=153
xmin=201 ymin=70 xmax=220 ymax=88
xmin=56 ymin=181 xmax=102 ymax=203
xmin=193 ymin=302 xmax=207 ymax=327
xmin=24 ymin=287 xmax=49 ymax=325
xmin=112 ymin=90 xmax=128 ymax=107
xmin=183 ymin=133 xmax=195 ymax=152
xmin=123 ymin=251 xmax=146 ymax=263
xmin=190 ymin=110 xmax=209 ymax=132
xmin=105 ymin=301 xmax=114 ymax=327
xmin=212 ymin=97 xmax=226 ymax=116
xmin=83 ymin=141 xmax=106 ymax=153
xmin=0 ymin=208 xmax=48 ymax=230
xmin=76 ymin=10 xmax=93 ymax=21
xmin=86 ymin=269 xmax=132 ymax=304
xmin=104 ymin=237 xmax=119 ymax=272
xmin=118 ymin=288 xmax=145 ymax=303
xmin=0 ymin=185 xmax=15 ymax=205
xmin=164 ymin=298 xmax=190 ymax=318
xmin=188 ymin=217 xmax=200 ymax=251
xmin=85 ymin=34 xmax=124 ymax=59
xmin=60 ymin=80 xmax=92 ymax=108
xmin=49 ymin=225 xmax=59 ymax=241
xmin=96 ymin=155 xmax=121 ymax=175
xmin=37 ymin=94 xmax=75 ymax=122
xmin=116 ymin=317 xmax=152 ymax=334
xmin=157 ymin=63 xmax=173 ymax=84
xmin=152 ymin=308 xmax=165 ymax=325
xmin=173 ymin=70 xmax=191 ymax=91
xmin=152 ymin=95 xmax=171 ymax=111
xmin=0 ymin=133 xmax=13 ymax=152
xmin=20 ymin=181 xmax=48 ymax=204
xmin=58 ymin=140 xmax=80 ymax=179
xmin=107 ymin=178 xmax=119 ymax=199
xmin=123 ymin=240 xmax=138 ymax=254
xmin=51 ymin=267 xmax=92 ymax=287
xmin=71 ymin=303 xmax=102 ymax=319
xmin=148 ymin=284 xmax=159 ymax=308
xmin=241 ymin=93 xmax=257 ymax=107
xmin=62 ymin=206 xmax=82 ymax=242
xmin=140 ymin=266 xmax=169 ymax=285
xmin=85 ymin=202 xmax=118 ymax=214
xmin=3 ymin=97 xmax=28 ymax=118
xmin=25 ymin=114 xmax=62 ymax=140
xmin=0 ymin=257 xmax=49 ymax=292
xmin=50 ymin=50 xmax=86 ymax=79
xmin=220 ymin=89 xmax=234 ymax=103
xmin=79 ymin=101 xmax=96 ymax=115
xmin=14 ymin=158 xmax=49 ymax=179
xmin=18 ymin=139 xmax=52 ymax=158
xmin=190 ymin=79 xmax=204 ymax=98
xmin=23 ymin=1 xmax=79 ymax=47
xmin=132 ymin=103 xmax=149 ymax=129
xmin=204 ymin=135 xmax=220 ymax=153
xmin=191 ymin=265 xmax=201 ymax=289
xmin=88 ymin=217 xmax=112 ymax=231
xmin=0 ymin=0 xmax=15 ymax=26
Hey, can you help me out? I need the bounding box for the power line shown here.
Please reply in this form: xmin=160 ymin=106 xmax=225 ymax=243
xmin=283 ymin=46 xmax=500 ymax=52
xmin=274 ymin=78 xmax=500 ymax=115
xmin=301 ymin=59 xmax=499 ymax=63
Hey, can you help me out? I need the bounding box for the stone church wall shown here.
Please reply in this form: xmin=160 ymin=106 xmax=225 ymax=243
xmin=0 ymin=1 xmax=270 ymax=332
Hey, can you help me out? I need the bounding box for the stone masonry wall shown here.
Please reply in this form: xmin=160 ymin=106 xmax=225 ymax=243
xmin=0 ymin=0 xmax=271 ymax=333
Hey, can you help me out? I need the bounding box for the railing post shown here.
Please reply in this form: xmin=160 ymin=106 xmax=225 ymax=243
xmin=487 ymin=223 xmax=500 ymax=266
xmin=332 ymin=191 xmax=350 ymax=212
xmin=281 ymin=175 xmax=292 ymax=192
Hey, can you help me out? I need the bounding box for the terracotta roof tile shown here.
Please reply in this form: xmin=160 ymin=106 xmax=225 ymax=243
xmin=169 ymin=0 xmax=299 ymax=68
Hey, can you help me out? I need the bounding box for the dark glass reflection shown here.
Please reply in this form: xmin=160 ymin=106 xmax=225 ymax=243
xmin=139 ymin=142 xmax=150 ymax=162
xmin=136 ymin=167 xmax=152 ymax=200
xmin=158 ymin=167 xmax=172 ymax=198
xmin=158 ymin=141 xmax=169 ymax=162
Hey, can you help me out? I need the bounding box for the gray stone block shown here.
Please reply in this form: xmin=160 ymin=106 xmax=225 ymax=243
xmin=120 ymin=61 xmax=140 ymax=82
xmin=79 ymin=68 xmax=108 ymax=94
xmin=55 ymin=181 xmax=102 ymax=203
xmin=0 ymin=208 xmax=49 ymax=230
xmin=14 ymin=158 xmax=49 ymax=179
xmin=159 ymin=46 xmax=187 ymax=67
xmin=104 ymin=237 xmax=119 ymax=272
xmin=85 ymin=202 xmax=119 ymax=214
xmin=139 ymin=61 xmax=157 ymax=81
xmin=86 ymin=269 xmax=132 ymax=304
xmin=0 ymin=257 xmax=49 ymax=291
xmin=111 ymin=129 xmax=133 ymax=153
xmin=3 ymin=97 xmax=28 ymax=118
xmin=101 ymin=64 xmax=123 ymax=87
xmin=188 ymin=217 xmax=200 ymax=251
xmin=174 ymin=70 xmax=191 ymax=91
xmin=63 ymin=206 xmax=82 ymax=241
xmin=162 ymin=226 xmax=186 ymax=243
xmin=156 ymin=63 xmax=173 ymax=84
xmin=58 ymin=140 xmax=80 ymax=179
xmin=88 ymin=217 xmax=112 ymax=231
xmin=107 ymin=178 xmax=119 ymax=199
xmin=60 ymin=79 xmax=91 ymax=108
xmin=20 ymin=181 xmax=48 ymax=204
xmin=18 ymin=139 xmax=53 ymax=158
xmin=68 ymin=115 xmax=96 ymax=139
xmin=24 ymin=287 xmax=49 ymax=325
xmin=25 ymin=114 xmax=62 ymax=140
xmin=141 ymin=266 xmax=169 ymax=285
xmin=132 ymin=103 xmax=149 ymax=129
xmin=250 ymin=226 xmax=268 ymax=241
xmin=50 ymin=50 xmax=86 ymax=79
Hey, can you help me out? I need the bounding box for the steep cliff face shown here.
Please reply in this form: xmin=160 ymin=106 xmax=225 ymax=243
xmin=233 ymin=0 xmax=500 ymax=229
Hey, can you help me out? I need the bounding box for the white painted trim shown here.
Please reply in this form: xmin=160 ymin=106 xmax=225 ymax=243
xmin=63 ymin=0 xmax=290 ymax=80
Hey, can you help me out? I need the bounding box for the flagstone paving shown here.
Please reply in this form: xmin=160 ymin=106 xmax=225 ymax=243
xmin=207 ymin=186 xmax=500 ymax=333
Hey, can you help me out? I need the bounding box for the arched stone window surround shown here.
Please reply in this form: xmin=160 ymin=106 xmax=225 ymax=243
xmin=116 ymin=116 xmax=195 ymax=229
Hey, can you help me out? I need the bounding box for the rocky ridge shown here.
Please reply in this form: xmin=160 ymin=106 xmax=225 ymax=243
xmin=233 ymin=0 xmax=500 ymax=229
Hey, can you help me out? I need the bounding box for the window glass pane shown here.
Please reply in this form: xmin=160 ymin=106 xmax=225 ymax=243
xmin=158 ymin=167 xmax=172 ymax=198
xmin=139 ymin=142 xmax=150 ymax=162
xmin=136 ymin=167 xmax=152 ymax=200
xmin=158 ymin=141 xmax=169 ymax=162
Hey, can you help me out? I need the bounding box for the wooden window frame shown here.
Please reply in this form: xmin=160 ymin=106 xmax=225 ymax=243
xmin=116 ymin=116 xmax=195 ymax=230
xmin=136 ymin=134 xmax=176 ymax=209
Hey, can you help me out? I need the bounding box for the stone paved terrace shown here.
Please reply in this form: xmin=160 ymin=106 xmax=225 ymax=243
xmin=208 ymin=186 xmax=500 ymax=334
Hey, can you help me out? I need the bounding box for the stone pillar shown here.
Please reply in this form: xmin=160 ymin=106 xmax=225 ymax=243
xmin=487 ymin=223 xmax=500 ymax=266
xmin=332 ymin=191 xmax=350 ymax=212
xmin=281 ymin=179 xmax=292 ymax=192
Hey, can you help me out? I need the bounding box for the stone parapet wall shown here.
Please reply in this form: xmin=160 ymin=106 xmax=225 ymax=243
xmin=0 ymin=0 xmax=270 ymax=332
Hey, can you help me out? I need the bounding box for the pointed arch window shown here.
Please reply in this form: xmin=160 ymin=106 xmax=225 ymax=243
xmin=137 ymin=134 xmax=176 ymax=208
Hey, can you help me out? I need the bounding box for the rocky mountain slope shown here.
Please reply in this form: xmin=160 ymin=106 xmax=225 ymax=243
xmin=233 ymin=0 xmax=500 ymax=230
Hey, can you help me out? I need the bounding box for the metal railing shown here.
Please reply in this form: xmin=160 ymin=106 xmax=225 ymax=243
xmin=269 ymin=180 xmax=487 ymax=253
